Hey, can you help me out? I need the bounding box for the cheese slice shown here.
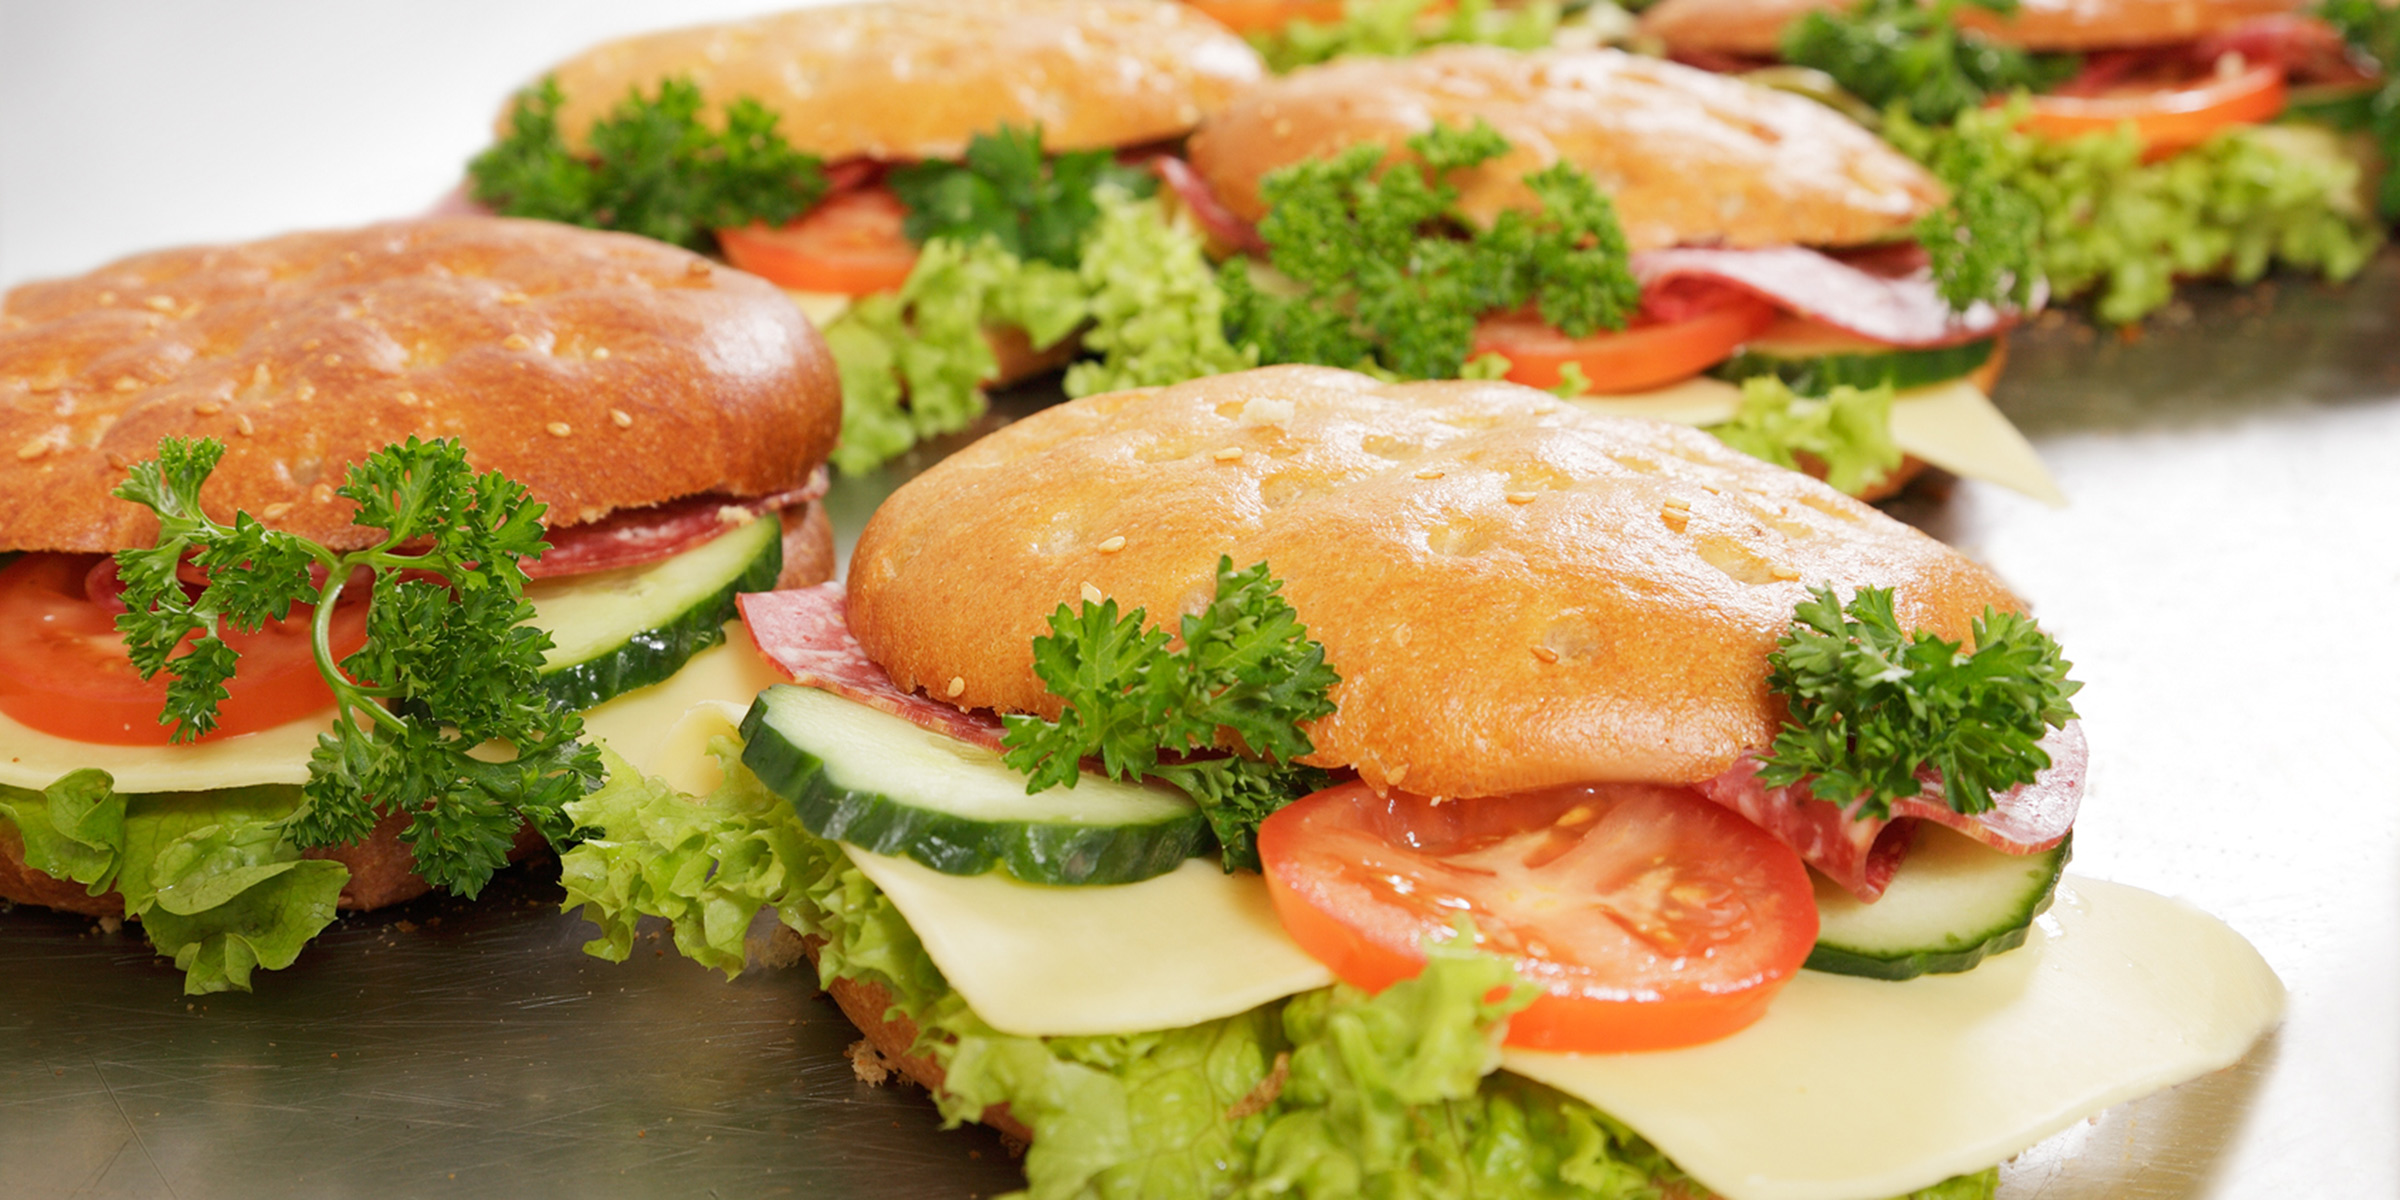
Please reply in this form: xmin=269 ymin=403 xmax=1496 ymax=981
xmin=782 ymin=289 xmax=853 ymax=329
xmin=0 ymin=623 xmax=780 ymax=795
xmin=845 ymin=847 xmax=1336 ymax=1038
xmin=1503 ymin=877 xmax=2283 ymax=1200
xmin=1568 ymin=377 xmax=2065 ymax=505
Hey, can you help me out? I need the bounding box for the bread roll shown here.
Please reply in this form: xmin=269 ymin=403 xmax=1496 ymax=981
xmin=1186 ymin=46 xmax=1943 ymax=251
xmin=0 ymin=217 xmax=840 ymax=554
xmin=531 ymin=0 xmax=1265 ymax=163
xmin=849 ymin=365 xmax=2020 ymax=800
xmin=1641 ymin=0 xmax=2302 ymax=58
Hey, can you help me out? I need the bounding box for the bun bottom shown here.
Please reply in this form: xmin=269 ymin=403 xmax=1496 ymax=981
xmin=0 ymin=497 xmax=837 ymax=921
xmin=810 ymin=940 xmax=1035 ymax=1143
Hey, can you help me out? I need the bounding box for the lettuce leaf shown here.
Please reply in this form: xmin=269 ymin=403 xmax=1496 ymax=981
xmin=1 ymin=774 xmax=346 ymax=995
xmin=1709 ymin=376 xmax=1903 ymax=497
xmin=1253 ymin=0 xmax=1562 ymax=74
xmin=1887 ymin=103 xmax=2383 ymax=324
xmin=1062 ymin=190 xmax=1255 ymax=398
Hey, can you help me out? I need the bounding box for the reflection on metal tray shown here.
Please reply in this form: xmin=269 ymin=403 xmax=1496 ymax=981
xmin=5 ymin=257 xmax=2397 ymax=1199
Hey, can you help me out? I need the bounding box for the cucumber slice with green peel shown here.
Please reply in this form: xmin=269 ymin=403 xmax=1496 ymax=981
xmin=739 ymin=684 xmax=1213 ymax=886
xmin=527 ymin=513 xmax=782 ymax=711
xmin=1715 ymin=338 xmax=1996 ymax=397
xmin=1807 ymin=823 xmax=2071 ymax=981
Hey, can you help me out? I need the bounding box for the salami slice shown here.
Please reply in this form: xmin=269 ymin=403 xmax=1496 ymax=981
xmin=1154 ymin=155 xmax=1266 ymax=255
xmin=1696 ymin=721 xmax=2085 ymax=901
xmin=737 ymin=585 xmax=1008 ymax=752
xmin=527 ymin=468 xmax=828 ymax=579
xmin=1631 ymin=246 xmax=2028 ymax=348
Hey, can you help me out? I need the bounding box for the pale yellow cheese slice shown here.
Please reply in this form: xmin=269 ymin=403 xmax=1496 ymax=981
xmin=1 ymin=622 xmax=781 ymax=795
xmin=844 ymin=846 xmax=1336 ymax=1039
xmin=1569 ymin=377 xmax=2065 ymax=505
xmin=1503 ymin=877 xmax=2283 ymax=1200
xmin=782 ymin=289 xmax=853 ymax=329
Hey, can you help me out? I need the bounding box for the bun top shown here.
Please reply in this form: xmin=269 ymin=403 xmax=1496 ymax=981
xmin=1185 ymin=46 xmax=1942 ymax=251
xmin=1641 ymin=0 xmax=2301 ymax=56
xmin=530 ymin=0 xmax=1265 ymax=163
xmin=0 ymin=217 xmax=839 ymax=553
xmin=848 ymin=366 xmax=2021 ymax=799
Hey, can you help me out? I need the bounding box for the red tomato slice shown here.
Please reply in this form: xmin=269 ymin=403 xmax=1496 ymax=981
xmin=1260 ymin=780 xmax=1818 ymax=1052
xmin=1183 ymin=0 xmax=1352 ymax=32
xmin=2023 ymin=63 xmax=2287 ymax=156
xmin=1471 ymin=297 xmax=1777 ymax=396
xmin=0 ymin=554 xmax=366 ymax=745
xmin=718 ymin=188 xmax=919 ymax=296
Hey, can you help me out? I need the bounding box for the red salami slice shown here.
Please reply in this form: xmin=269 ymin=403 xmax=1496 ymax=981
xmin=1631 ymin=246 xmax=2027 ymax=348
xmin=1696 ymin=720 xmax=2084 ymax=901
xmin=1154 ymin=155 xmax=1266 ymax=255
xmin=527 ymin=468 xmax=828 ymax=580
xmin=737 ymin=585 xmax=1008 ymax=752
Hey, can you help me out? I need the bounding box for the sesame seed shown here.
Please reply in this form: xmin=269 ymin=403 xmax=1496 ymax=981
xmin=592 ymin=347 xmax=610 ymax=360
xmin=323 ymin=354 xmax=341 ymax=367
xmin=15 ymin=440 xmax=48 ymax=461
xmin=296 ymin=384 xmax=316 ymax=401
xmin=946 ymin=677 xmax=966 ymax=699
xmin=503 ymin=333 xmax=533 ymax=352
xmin=1531 ymin=645 xmax=1560 ymax=663
xmin=1506 ymin=491 xmax=1536 ymax=505
xmin=251 ymin=364 xmax=270 ymax=389
xmin=145 ymin=295 xmax=176 ymax=312
xmin=1414 ymin=468 xmax=1445 ymax=480
xmin=113 ymin=377 xmax=140 ymax=392
xmin=546 ymin=422 xmax=572 ymax=437
xmin=263 ymin=502 xmax=295 ymax=520
xmin=1662 ymin=497 xmax=1692 ymax=511
xmin=1394 ymin=624 xmax=1412 ymax=647
xmin=1386 ymin=764 xmax=1409 ymax=786
xmin=498 ymin=292 xmax=529 ymax=306
xmin=1770 ymin=565 xmax=1800 ymax=582
xmin=686 ymin=259 xmax=712 ymax=277
xmin=1080 ymin=582 xmax=1104 ymax=605
xmin=610 ymin=409 xmax=633 ymax=428
xmin=716 ymin=505 xmax=755 ymax=525
xmin=311 ymin=484 xmax=335 ymax=505
xmin=194 ymin=402 xmax=223 ymax=416
xmin=1213 ymin=447 xmax=1244 ymax=462
xmin=1097 ymin=536 xmax=1126 ymax=553
xmin=397 ymin=390 xmax=420 ymax=407
xmin=236 ymin=414 xmax=256 ymax=436
xmin=97 ymin=291 xmax=118 ymax=305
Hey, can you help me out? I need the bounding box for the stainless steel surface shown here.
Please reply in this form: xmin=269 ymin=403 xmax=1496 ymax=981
xmin=3 ymin=5 xmax=2396 ymax=1197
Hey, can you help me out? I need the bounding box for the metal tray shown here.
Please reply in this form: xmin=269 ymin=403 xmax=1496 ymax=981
xmin=7 ymin=256 xmax=2395 ymax=1199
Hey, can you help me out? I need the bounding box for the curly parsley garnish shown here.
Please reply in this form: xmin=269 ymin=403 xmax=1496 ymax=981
xmin=468 ymin=76 xmax=826 ymax=251
xmin=1000 ymin=558 xmax=1338 ymax=871
xmin=1782 ymin=0 xmax=2082 ymax=126
xmin=2317 ymin=0 xmax=2400 ymax=221
xmin=1225 ymin=122 xmax=1640 ymax=381
xmin=112 ymin=437 xmax=603 ymax=896
xmin=1759 ymin=585 xmax=2080 ymax=820
xmin=888 ymin=125 xmax=1158 ymax=268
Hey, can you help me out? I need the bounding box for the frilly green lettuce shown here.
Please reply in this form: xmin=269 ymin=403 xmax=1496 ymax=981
xmin=1061 ymin=190 xmax=1255 ymax=398
xmin=1888 ymin=104 xmax=2383 ymax=325
xmin=0 ymin=772 xmax=346 ymax=995
xmin=1709 ymin=376 xmax=1903 ymax=497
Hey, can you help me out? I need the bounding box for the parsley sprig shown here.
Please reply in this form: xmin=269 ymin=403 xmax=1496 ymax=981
xmin=1759 ymin=585 xmax=2080 ymax=820
xmin=469 ymin=76 xmax=826 ymax=251
xmin=1000 ymin=559 xmax=1339 ymax=871
xmin=2317 ymin=0 xmax=2400 ymax=221
xmin=112 ymin=437 xmax=602 ymax=895
xmin=1907 ymin=112 xmax=2048 ymax=310
xmin=888 ymin=126 xmax=1158 ymax=268
xmin=1225 ymin=122 xmax=1641 ymax=381
xmin=1782 ymin=0 xmax=2082 ymax=127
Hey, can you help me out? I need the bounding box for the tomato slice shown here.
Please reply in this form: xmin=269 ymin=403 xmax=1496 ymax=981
xmin=1183 ymin=0 xmax=1352 ymax=33
xmin=0 ymin=554 xmax=366 ymax=745
xmin=717 ymin=188 xmax=919 ymax=296
xmin=1260 ymin=780 xmax=1818 ymax=1052
xmin=2023 ymin=63 xmax=2287 ymax=155
xmin=1470 ymin=296 xmax=1777 ymax=396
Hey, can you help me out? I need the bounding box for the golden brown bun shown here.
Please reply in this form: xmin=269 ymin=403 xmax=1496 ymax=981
xmin=533 ymin=0 xmax=1264 ymax=163
xmin=0 ymin=217 xmax=841 ymax=554
xmin=1641 ymin=0 xmax=2300 ymax=57
xmin=850 ymin=365 xmax=2020 ymax=799
xmin=1185 ymin=46 xmax=1942 ymax=251
xmin=812 ymin=946 xmax=1036 ymax=1143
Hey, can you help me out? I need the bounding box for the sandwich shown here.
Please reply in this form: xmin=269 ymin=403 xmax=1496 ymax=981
xmin=466 ymin=0 xmax=1266 ymax=471
xmin=560 ymin=364 xmax=2281 ymax=1199
xmin=1180 ymin=0 xmax=1623 ymax=72
xmin=0 ymin=216 xmax=832 ymax=993
xmin=1638 ymin=0 xmax=2386 ymax=322
xmin=1167 ymin=45 xmax=2062 ymax=504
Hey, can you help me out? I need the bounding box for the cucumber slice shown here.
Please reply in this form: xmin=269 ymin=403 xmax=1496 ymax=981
xmin=527 ymin=513 xmax=782 ymax=711
xmin=1716 ymin=338 xmax=1996 ymax=397
xmin=1807 ymin=823 xmax=2071 ymax=981
xmin=739 ymin=684 xmax=1213 ymax=886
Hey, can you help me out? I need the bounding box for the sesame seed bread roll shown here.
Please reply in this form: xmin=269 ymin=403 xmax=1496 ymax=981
xmin=0 ymin=217 xmax=840 ymax=554
xmin=528 ymin=0 xmax=1267 ymax=163
xmin=848 ymin=365 xmax=2020 ymax=800
xmin=1640 ymin=0 xmax=2302 ymax=59
xmin=1185 ymin=46 xmax=1944 ymax=252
